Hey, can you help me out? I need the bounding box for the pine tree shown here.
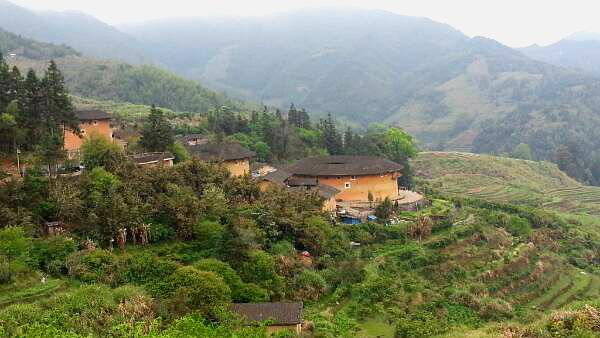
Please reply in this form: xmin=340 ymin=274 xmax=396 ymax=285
xmin=0 ymin=53 xmax=11 ymax=113
xmin=19 ymin=70 xmax=43 ymax=148
xmin=41 ymin=60 xmax=77 ymax=131
xmin=139 ymin=105 xmax=174 ymax=152
xmin=321 ymin=113 xmax=343 ymax=155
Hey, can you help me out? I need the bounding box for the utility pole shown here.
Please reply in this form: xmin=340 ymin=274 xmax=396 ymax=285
xmin=16 ymin=147 xmax=21 ymax=177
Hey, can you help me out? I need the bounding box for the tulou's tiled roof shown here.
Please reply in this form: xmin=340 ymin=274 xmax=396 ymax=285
xmin=75 ymin=109 xmax=111 ymax=121
xmin=230 ymin=302 xmax=303 ymax=325
xmin=260 ymin=169 xmax=292 ymax=185
xmin=186 ymin=142 xmax=255 ymax=162
xmin=287 ymin=155 xmax=403 ymax=176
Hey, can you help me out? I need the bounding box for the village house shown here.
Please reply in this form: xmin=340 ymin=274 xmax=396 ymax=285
xmin=230 ymin=302 xmax=303 ymax=335
xmin=186 ymin=142 xmax=255 ymax=177
xmin=257 ymin=169 xmax=340 ymax=212
xmin=129 ymin=152 xmax=175 ymax=168
xmin=63 ymin=109 xmax=113 ymax=158
xmin=286 ymin=155 xmax=403 ymax=202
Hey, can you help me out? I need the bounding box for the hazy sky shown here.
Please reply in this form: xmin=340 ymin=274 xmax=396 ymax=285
xmin=9 ymin=0 xmax=600 ymax=47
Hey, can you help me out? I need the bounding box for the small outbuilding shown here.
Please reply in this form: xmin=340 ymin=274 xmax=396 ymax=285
xmin=129 ymin=152 xmax=175 ymax=168
xmin=186 ymin=142 xmax=255 ymax=177
xmin=257 ymin=169 xmax=340 ymax=212
xmin=230 ymin=302 xmax=303 ymax=335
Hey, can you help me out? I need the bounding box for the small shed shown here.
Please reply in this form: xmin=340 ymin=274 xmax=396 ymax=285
xmin=230 ymin=302 xmax=303 ymax=335
xmin=45 ymin=221 xmax=64 ymax=236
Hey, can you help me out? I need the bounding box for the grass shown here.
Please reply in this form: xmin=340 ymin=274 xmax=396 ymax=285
xmin=0 ymin=277 xmax=65 ymax=307
xmin=413 ymin=152 xmax=600 ymax=215
xmin=357 ymin=318 xmax=396 ymax=338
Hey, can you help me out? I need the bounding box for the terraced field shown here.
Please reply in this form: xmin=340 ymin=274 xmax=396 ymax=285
xmin=413 ymin=152 xmax=600 ymax=215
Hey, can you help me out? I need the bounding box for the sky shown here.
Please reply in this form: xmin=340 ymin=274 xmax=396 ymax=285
xmin=9 ymin=0 xmax=600 ymax=47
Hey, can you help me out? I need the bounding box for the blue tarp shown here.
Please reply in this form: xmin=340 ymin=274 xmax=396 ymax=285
xmin=340 ymin=216 xmax=361 ymax=225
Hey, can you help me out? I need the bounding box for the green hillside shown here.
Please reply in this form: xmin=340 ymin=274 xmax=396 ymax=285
xmin=0 ymin=27 xmax=79 ymax=60
xmin=413 ymin=152 xmax=600 ymax=215
xmin=9 ymin=55 xmax=254 ymax=114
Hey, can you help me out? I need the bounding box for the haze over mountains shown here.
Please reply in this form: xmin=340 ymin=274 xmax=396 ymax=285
xmin=521 ymin=32 xmax=600 ymax=73
xmin=1 ymin=0 xmax=600 ymax=183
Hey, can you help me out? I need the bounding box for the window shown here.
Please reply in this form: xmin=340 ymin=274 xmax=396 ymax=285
xmin=93 ymin=120 xmax=98 ymax=125
xmin=81 ymin=129 xmax=86 ymax=135
xmin=351 ymin=175 xmax=357 ymax=180
xmin=344 ymin=182 xmax=351 ymax=189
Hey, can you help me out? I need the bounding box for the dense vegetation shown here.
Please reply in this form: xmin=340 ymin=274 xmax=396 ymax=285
xmin=202 ymin=106 xmax=416 ymax=181
xmin=3 ymin=149 xmax=600 ymax=337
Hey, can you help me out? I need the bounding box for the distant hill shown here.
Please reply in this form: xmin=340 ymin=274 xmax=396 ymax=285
xmin=0 ymin=27 xmax=79 ymax=60
xmin=521 ymin=38 xmax=600 ymax=73
xmin=0 ymin=0 xmax=147 ymax=62
xmin=413 ymin=152 xmax=600 ymax=215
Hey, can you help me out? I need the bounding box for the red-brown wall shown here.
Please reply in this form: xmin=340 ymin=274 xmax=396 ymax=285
xmin=64 ymin=119 xmax=113 ymax=155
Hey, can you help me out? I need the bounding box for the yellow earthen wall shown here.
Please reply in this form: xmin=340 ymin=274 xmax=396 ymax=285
xmin=311 ymin=173 xmax=399 ymax=202
xmin=64 ymin=120 xmax=113 ymax=152
xmin=265 ymin=324 xmax=302 ymax=335
xmin=223 ymin=158 xmax=250 ymax=177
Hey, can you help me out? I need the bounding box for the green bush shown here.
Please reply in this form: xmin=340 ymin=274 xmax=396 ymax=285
xmin=293 ymin=270 xmax=327 ymax=301
xmin=164 ymin=267 xmax=231 ymax=314
xmin=29 ymin=235 xmax=77 ymax=276
xmin=149 ymin=223 xmax=176 ymax=243
xmin=239 ymin=250 xmax=282 ymax=291
xmin=193 ymin=219 xmax=225 ymax=250
xmin=117 ymin=252 xmax=178 ymax=286
xmin=234 ymin=283 xmax=270 ymax=303
xmin=0 ymin=303 xmax=45 ymax=336
xmin=193 ymin=258 xmax=241 ymax=289
xmin=66 ymin=249 xmax=117 ymax=283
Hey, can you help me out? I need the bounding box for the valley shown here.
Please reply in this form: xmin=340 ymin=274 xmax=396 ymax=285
xmin=2 ymin=1 xmax=600 ymax=337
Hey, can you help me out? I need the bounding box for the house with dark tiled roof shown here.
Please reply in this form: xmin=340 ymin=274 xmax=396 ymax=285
xmin=129 ymin=152 xmax=175 ymax=168
xmin=230 ymin=302 xmax=303 ymax=335
xmin=256 ymin=168 xmax=340 ymax=212
xmin=286 ymin=155 xmax=403 ymax=202
xmin=186 ymin=142 xmax=255 ymax=177
xmin=63 ymin=109 xmax=114 ymax=158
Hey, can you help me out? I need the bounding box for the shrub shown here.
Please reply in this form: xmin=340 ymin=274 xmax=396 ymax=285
xmin=66 ymin=249 xmax=117 ymax=283
xmin=239 ymin=250 xmax=282 ymax=291
xmin=292 ymin=270 xmax=327 ymax=301
xmin=193 ymin=219 xmax=225 ymax=250
xmin=165 ymin=267 xmax=231 ymax=314
xmin=29 ymin=235 xmax=77 ymax=275
xmin=234 ymin=283 xmax=270 ymax=303
xmin=193 ymin=258 xmax=241 ymax=289
xmin=149 ymin=223 xmax=176 ymax=243
xmin=0 ymin=303 xmax=45 ymax=336
xmin=117 ymin=252 xmax=178 ymax=286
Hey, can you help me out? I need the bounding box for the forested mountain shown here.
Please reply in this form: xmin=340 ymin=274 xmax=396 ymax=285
xmin=9 ymin=55 xmax=249 ymax=113
xmin=0 ymin=0 xmax=146 ymax=62
xmin=0 ymin=28 xmax=79 ymax=60
xmin=521 ymin=35 xmax=600 ymax=73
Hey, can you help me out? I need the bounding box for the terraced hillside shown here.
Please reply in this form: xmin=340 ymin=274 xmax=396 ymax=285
xmin=413 ymin=152 xmax=600 ymax=215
